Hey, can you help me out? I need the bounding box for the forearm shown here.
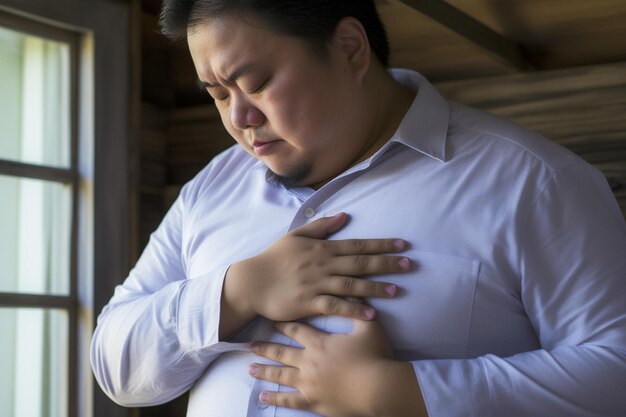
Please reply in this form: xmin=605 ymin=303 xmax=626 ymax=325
xmin=412 ymin=345 xmax=626 ymax=417
xmin=364 ymin=360 xmax=429 ymax=417
xmin=92 ymin=269 xmax=230 ymax=406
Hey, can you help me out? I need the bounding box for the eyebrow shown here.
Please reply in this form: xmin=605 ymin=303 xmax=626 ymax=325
xmin=197 ymin=63 xmax=256 ymax=89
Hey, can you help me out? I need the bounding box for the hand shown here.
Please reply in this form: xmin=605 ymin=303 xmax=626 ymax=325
xmin=226 ymin=212 xmax=411 ymax=323
xmin=249 ymin=319 xmax=427 ymax=417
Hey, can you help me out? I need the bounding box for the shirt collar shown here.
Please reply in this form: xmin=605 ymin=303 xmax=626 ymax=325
xmin=388 ymin=68 xmax=450 ymax=163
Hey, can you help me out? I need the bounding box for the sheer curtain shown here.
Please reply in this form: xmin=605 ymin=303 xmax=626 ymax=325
xmin=0 ymin=32 xmax=70 ymax=417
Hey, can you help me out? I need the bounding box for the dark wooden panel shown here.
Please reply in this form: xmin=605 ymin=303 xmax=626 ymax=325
xmin=138 ymin=104 xmax=168 ymax=251
xmin=447 ymin=0 xmax=626 ymax=70
xmin=396 ymin=0 xmax=530 ymax=69
xmin=168 ymin=105 xmax=233 ymax=185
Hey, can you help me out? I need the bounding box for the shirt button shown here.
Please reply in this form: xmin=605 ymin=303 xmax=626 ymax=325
xmin=304 ymin=207 xmax=316 ymax=218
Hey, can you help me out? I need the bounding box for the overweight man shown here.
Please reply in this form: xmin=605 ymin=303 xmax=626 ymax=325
xmin=91 ymin=1 xmax=626 ymax=416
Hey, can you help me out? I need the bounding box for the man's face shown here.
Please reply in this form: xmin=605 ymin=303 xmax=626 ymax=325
xmin=188 ymin=15 xmax=371 ymax=187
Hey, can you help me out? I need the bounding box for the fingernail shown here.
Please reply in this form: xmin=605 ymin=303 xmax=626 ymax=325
xmin=385 ymin=284 xmax=397 ymax=296
xmin=249 ymin=364 xmax=260 ymax=376
xmin=250 ymin=343 xmax=260 ymax=353
xmin=363 ymin=308 xmax=376 ymax=319
xmin=399 ymin=257 xmax=411 ymax=270
xmin=394 ymin=239 xmax=406 ymax=250
xmin=259 ymin=392 xmax=269 ymax=403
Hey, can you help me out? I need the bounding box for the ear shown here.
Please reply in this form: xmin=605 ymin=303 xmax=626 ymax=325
xmin=332 ymin=17 xmax=371 ymax=83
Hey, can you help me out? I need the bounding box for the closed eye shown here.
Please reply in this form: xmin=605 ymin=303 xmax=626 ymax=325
xmin=195 ymin=79 xmax=230 ymax=102
xmin=249 ymin=77 xmax=270 ymax=95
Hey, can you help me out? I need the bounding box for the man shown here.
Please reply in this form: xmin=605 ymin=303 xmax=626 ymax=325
xmin=91 ymin=1 xmax=626 ymax=416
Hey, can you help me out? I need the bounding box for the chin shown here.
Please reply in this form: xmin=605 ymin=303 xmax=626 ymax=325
xmin=268 ymin=163 xmax=312 ymax=187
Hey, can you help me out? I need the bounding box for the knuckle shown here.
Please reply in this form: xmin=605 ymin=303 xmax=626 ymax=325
xmin=352 ymin=239 xmax=368 ymax=252
xmin=280 ymin=395 xmax=293 ymax=408
xmin=285 ymin=323 xmax=299 ymax=338
xmin=287 ymin=395 xmax=306 ymax=410
xmin=348 ymin=302 xmax=361 ymax=317
xmin=311 ymin=241 xmax=326 ymax=252
xmin=355 ymin=255 xmax=369 ymax=270
xmin=275 ymin=346 xmax=287 ymax=362
xmin=324 ymin=297 xmax=340 ymax=314
xmin=342 ymin=278 xmax=355 ymax=295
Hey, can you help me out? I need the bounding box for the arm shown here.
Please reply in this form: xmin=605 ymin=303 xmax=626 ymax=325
xmin=90 ymin=186 xmax=227 ymax=407
xmin=411 ymin=162 xmax=626 ymax=417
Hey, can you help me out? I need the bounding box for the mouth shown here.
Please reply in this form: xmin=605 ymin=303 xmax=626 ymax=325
xmin=252 ymin=139 xmax=282 ymax=156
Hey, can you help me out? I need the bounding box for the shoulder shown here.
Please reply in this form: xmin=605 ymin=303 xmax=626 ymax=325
xmin=178 ymin=145 xmax=260 ymax=205
xmin=447 ymin=102 xmax=580 ymax=175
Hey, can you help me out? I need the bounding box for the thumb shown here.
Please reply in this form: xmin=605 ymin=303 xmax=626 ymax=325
xmin=291 ymin=212 xmax=349 ymax=239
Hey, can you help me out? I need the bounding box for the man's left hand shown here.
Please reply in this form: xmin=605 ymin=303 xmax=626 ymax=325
xmin=248 ymin=319 xmax=395 ymax=417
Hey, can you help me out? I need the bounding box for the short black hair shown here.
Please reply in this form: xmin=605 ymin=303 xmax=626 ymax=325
xmin=159 ymin=0 xmax=390 ymax=66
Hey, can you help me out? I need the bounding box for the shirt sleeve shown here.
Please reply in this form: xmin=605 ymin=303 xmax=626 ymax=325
xmin=412 ymin=161 xmax=626 ymax=417
xmin=90 ymin=182 xmax=245 ymax=407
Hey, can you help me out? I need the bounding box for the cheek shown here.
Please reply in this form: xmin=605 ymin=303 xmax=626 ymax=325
xmin=265 ymin=88 xmax=325 ymax=137
xmin=218 ymin=110 xmax=245 ymax=144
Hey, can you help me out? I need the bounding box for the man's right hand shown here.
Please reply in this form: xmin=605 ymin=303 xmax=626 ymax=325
xmin=220 ymin=213 xmax=410 ymax=338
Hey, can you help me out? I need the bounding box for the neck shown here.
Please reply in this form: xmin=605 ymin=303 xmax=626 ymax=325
xmin=354 ymin=68 xmax=416 ymax=165
xmin=309 ymin=67 xmax=416 ymax=190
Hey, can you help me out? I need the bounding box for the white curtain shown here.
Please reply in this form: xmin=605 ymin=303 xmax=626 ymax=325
xmin=0 ymin=34 xmax=70 ymax=417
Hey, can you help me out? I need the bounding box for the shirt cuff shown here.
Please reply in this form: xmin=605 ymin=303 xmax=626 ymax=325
xmin=175 ymin=265 xmax=230 ymax=351
xmin=412 ymin=358 xmax=493 ymax=417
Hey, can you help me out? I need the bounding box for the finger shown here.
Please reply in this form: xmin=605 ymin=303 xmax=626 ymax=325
xmin=329 ymin=238 xmax=408 ymax=256
xmin=327 ymin=276 xmax=399 ymax=298
xmin=248 ymin=364 xmax=299 ymax=387
xmin=331 ymin=255 xmax=411 ymax=276
xmin=311 ymin=295 xmax=377 ymax=320
xmin=259 ymin=391 xmax=309 ymax=411
xmin=273 ymin=321 xmax=327 ymax=347
xmin=290 ymin=212 xmax=348 ymax=239
xmin=250 ymin=341 xmax=302 ymax=367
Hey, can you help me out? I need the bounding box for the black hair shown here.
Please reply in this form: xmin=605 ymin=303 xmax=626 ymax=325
xmin=159 ymin=0 xmax=390 ymax=66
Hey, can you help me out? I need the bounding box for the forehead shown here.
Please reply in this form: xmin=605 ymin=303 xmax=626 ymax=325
xmin=187 ymin=15 xmax=307 ymax=81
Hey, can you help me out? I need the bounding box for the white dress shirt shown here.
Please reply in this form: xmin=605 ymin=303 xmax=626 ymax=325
xmin=91 ymin=69 xmax=626 ymax=417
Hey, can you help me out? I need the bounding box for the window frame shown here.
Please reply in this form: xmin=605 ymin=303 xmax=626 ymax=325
xmin=0 ymin=10 xmax=81 ymax=417
xmin=0 ymin=1 xmax=132 ymax=417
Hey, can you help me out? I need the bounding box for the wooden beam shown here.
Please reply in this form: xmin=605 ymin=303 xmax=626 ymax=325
xmin=397 ymin=0 xmax=531 ymax=70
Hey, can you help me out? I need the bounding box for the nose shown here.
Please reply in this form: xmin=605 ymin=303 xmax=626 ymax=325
xmin=230 ymin=96 xmax=266 ymax=130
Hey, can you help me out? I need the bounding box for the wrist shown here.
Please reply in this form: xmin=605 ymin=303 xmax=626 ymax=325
xmin=362 ymin=359 xmax=428 ymax=417
xmin=219 ymin=260 xmax=257 ymax=340
xmin=224 ymin=260 xmax=257 ymax=317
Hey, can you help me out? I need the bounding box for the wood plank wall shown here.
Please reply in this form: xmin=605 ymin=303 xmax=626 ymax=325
xmin=139 ymin=103 xmax=169 ymax=250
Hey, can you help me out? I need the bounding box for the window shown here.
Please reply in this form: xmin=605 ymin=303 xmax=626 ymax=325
xmin=0 ymin=11 xmax=80 ymax=417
